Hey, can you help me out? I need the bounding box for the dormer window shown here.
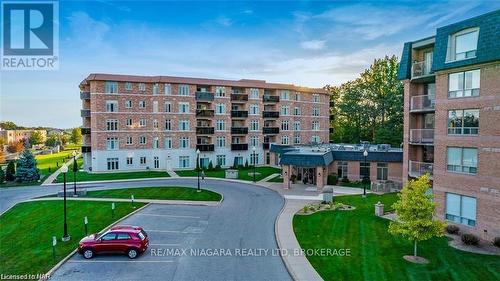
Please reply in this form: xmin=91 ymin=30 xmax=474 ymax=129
xmin=447 ymin=28 xmax=479 ymax=62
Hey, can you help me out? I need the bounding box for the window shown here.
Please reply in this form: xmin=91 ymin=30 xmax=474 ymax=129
xmin=281 ymin=120 xmax=289 ymax=131
xmin=126 ymin=157 xmax=133 ymax=165
xmin=101 ymin=233 xmax=116 ymax=241
xmin=139 ymin=136 xmax=146 ymax=145
xmin=250 ymin=88 xmax=259 ymax=99
xmin=294 ymin=107 xmax=301 ymax=116
xmin=447 ymin=147 xmax=477 ymax=174
xmin=106 ymin=120 xmax=118 ymax=131
xmin=125 ymin=82 xmax=132 ymax=91
xmin=215 ymin=86 xmax=225 ymax=97
xmin=448 ymin=109 xmax=479 ymax=135
xmin=312 ymin=107 xmax=320 ymax=116
xmin=139 ymin=100 xmax=146 ymax=108
xmin=448 ymin=28 xmax=479 ymax=61
xmin=312 ymin=94 xmax=320 ymax=103
xmin=360 ymin=162 xmax=370 ymax=180
xmin=106 ymin=137 xmax=119 ymax=150
xmin=140 ymin=157 xmax=146 ymax=165
xmin=107 ymin=158 xmax=119 ymax=170
xmin=165 ymin=119 xmax=172 ymax=131
xmin=179 ymin=102 xmax=190 ymax=113
xmin=250 ymin=136 xmax=258 ymax=147
xmin=234 ymin=156 xmax=244 ymax=166
xmin=337 ymin=161 xmax=348 ymax=179
xmin=281 ymin=135 xmax=289 ymax=145
xmin=164 ymin=83 xmax=172 ymax=95
xmin=179 ymin=137 xmax=190 ymax=148
xmin=448 ymin=69 xmax=480 ymax=98
xmin=216 ymin=120 xmax=225 ymax=131
xmin=377 ymin=163 xmax=388 ymax=180
xmin=293 ymin=121 xmax=301 ymax=131
xmin=138 ymin=83 xmax=146 ymax=91
xmin=216 ymin=136 xmax=226 ymax=147
xmin=294 ymin=135 xmax=300 ymax=144
xmin=165 ymin=102 xmax=172 ymax=112
xmin=446 ymin=193 xmax=476 ymax=226
xmin=281 ymin=90 xmax=290 ymax=100
xmin=179 ymin=156 xmax=190 ymax=168
xmin=105 ymin=81 xmax=118 ymax=93
xmin=311 ymin=135 xmax=320 ymax=143
xmin=250 ymin=120 xmax=259 ymax=131
xmin=106 ymin=101 xmax=118 ymax=112
xmin=294 ymin=93 xmax=300 ymax=101
xmin=126 ymin=136 xmax=133 ymax=145
xmin=215 ymin=104 xmax=225 ymax=115
xmin=179 ymin=120 xmax=190 ymax=131
xmin=153 ymin=137 xmax=159 ymax=149
xmin=216 ymin=155 xmax=226 ymax=166
xmin=154 ymin=156 xmax=159 ymax=169
xmin=178 ymin=84 xmax=190 ymax=96
xmin=139 ymin=119 xmax=146 ymax=127
xmin=250 ymin=153 xmax=258 ymax=165
xmin=153 ymin=101 xmax=158 ymax=113
xmin=249 ymin=104 xmax=259 ymax=115
xmin=165 ymin=137 xmax=172 ymax=149
xmin=117 ymin=233 xmax=131 ymax=240
xmin=153 ymin=83 xmax=159 ymax=95
xmin=125 ymin=100 xmax=132 ymax=108
xmin=312 ymin=120 xmax=320 ymax=131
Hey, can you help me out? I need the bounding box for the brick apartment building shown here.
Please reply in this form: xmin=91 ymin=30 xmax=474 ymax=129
xmin=0 ymin=129 xmax=47 ymax=145
xmin=397 ymin=10 xmax=500 ymax=239
xmin=79 ymin=74 xmax=329 ymax=172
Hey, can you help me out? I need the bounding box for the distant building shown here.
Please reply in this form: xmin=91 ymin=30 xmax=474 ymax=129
xmin=0 ymin=129 xmax=47 ymax=145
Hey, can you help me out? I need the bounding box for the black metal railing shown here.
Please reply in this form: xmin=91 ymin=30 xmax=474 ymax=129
xmin=197 ymin=144 xmax=215 ymax=152
xmin=231 ymin=143 xmax=248 ymax=151
xmin=263 ymin=143 xmax=270 ymax=150
xmin=195 ymin=91 xmax=214 ymax=101
xmin=231 ymin=94 xmax=248 ymax=101
xmin=81 ymin=109 xmax=91 ymax=117
xmin=81 ymin=127 xmax=91 ymax=135
xmin=263 ymin=96 xmax=279 ymax=103
xmin=80 ymin=91 xmax=90 ymax=99
xmin=231 ymin=110 xmax=248 ymax=118
xmin=262 ymin=111 xmax=279 ymax=118
xmin=81 ymin=146 xmax=91 ymax=153
xmin=196 ymin=109 xmax=214 ymax=117
xmin=263 ymin=127 xmax=279 ymax=134
xmin=196 ymin=127 xmax=215 ymax=134
xmin=231 ymin=127 xmax=248 ymax=135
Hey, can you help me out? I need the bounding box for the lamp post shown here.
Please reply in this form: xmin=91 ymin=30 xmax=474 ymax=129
xmin=196 ymin=149 xmax=201 ymax=192
xmin=61 ymin=164 xmax=70 ymax=242
xmin=72 ymin=150 xmax=77 ymax=196
xmin=252 ymin=146 xmax=256 ymax=182
xmin=363 ymin=150 xmax=368 ymax=197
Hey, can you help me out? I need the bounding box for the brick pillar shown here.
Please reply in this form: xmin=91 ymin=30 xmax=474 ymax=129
xmin=282 ymin=165 xmax=291 ymax=189
xmin=316 ymin=167 xmax=324 ymax=191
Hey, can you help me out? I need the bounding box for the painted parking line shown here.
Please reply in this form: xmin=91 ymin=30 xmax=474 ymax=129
xmin=149 ymin=243 xmax=181 ymax=247
xmin=67 ymin=260 xmax=174 ymax=263
xmin=136 ymin=213 xmax=201 ymax=219
xmin=147 ymin=229 xmax=181 ymax=233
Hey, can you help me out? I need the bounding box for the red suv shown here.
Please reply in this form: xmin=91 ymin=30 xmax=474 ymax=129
xmin=78 ymin=225 xmax=149 ymax=259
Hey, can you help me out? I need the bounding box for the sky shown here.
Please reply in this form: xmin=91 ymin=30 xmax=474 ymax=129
xmin=1 ymin=0 xmax=499 ymax=128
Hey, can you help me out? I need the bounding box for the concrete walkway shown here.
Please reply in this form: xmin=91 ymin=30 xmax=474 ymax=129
xmin=166 ymin=170 xmax=180 ymax=178
xmin=41 ymin=153 xmax=81 ymax=185
xmin=276 ymin=199 xmax=323 ymax=281
xmin=258 ymin=173 xmax=281 ymax=183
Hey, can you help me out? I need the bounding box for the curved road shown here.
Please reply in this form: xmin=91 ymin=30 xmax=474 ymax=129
xmin=0 ymin=179 xmax=292 ymax=281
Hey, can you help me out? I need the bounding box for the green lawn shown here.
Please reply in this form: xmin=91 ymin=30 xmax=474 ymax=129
xmin=339 ymin=181 xmax=370 ymax=189
xmin=176 ymin=166 xmax=281 ymax=182
xmin=293 ymin=193 xmax=500 ymax=281
xmin=0 ymin=200 xmax=145 ymax=276
xmin=84 ymin=186 xmax=221 ymax=201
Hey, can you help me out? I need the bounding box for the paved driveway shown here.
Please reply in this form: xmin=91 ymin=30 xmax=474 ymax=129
xmin=45 ymin=179 xmax=291 ymax=281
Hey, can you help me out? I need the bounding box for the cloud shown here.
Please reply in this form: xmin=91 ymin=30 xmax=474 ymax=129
xmin=300 ymin=40 xmax=326 ymax=50
xmin=214 ymin=16 xmax=232 ymax=27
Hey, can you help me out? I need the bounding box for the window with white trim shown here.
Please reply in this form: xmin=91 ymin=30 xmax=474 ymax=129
xmin=179 ymin=120 xmax=190 ymax=131
xmin=106 ymin=101 xmax=118 ymax=112
xmin=448 ymin=69 xmax=480 ymax=98
xmin=153 ymin=101 xmax=158 ymax=113
xmin=215 ymin=103 xmax=225 ymax=114
xmin=249 ymin=104 xmax=259 ymax=115
xmin=311 ymin=135 xmax=320 ymax=143
xmin=250 ymin=88 xmax=259 ymax=99
xmin=106 ymin=120 xmax=118 ymax=131
xmin=125 ymin=100 xmax=132 ymax=108
xmin=106 ymin=137 xmax=119 ymax=150
xmin=139 ymin=101 xmax=146 ymax=108
xmin=377 ymin=163 xmax=388 ymax=180
xmin=446 ymin=193 xmax=476 ymax=226
xmin=165 ymin=137 xmax=172 ymax=149
xmin=126 ymin=118 xmax=132 ymax=126
xmin=250 ymin=120 xmax=259 ymax=131
xmin=178 ymin=84 xmax=190 ymax=96
xmin=126 ymin=136 xmax=133 ymax=145
xmin=105 ymin=81 xmax=118 ymax=93
xmin=447 ymin=28 xmax=479 ymax=62
xmin=179 ymin=137 xmax=190 ymax=149
xmin=281 ymin=120 xmax=289 ymax=131
xmin=281 ymin=135 xmax=289 ymax=145
xmin=312 ymin=107 xmax=320 ymax=116
xmin=165 ymin=102 xmax=171 ymax=113
xmin=215 ymin=86 xmax=225 ymax=97
xmin=153 ymin=83 xmax=159 ymax=95
xmin=294 ymin=135 xmax=300 ymax=144
xmin=164 ymin=83 xmax=172 ymax=95
xmin=447 ymin=147 xmax=477 ymax=174
xmin=153 ymin=137 xmax=159 ymax=149
xmin=107 ymin=158 xmax=119 ymax=170
xmin=294 ymin=107 xmax=301 ymax=116
xmin=250 ymin=136 xmax=258 ymax=147
xmin=126 ymin=157 xmax=133 ymax=165
xmin=165 ymin=119 xmax=172 ymax=131
xmin=139 ymin=119 xmax=146 ymax=127
xmin=312 ymin=94 xmax=320 ymax=103
xmin=179 ymin=156 xmax=190 ymax=168
xmin=216 ymin=155 xmax=226 ymax=166
xmin=312 ymin=120 xmax=320 ymax=131
xmin=293 ymin=121 xmax=301 ymax=131
xmin=448 ymin=109 xmax=479 ymax=135
xmin=216 ymin=120 xmax=225 ymax=131
xmin=138 ymin=83 xmax=146 ymax=91
xmin=179 ymin=102 xmax=190 ymax=113
xmin=140 ymin=156 xmax=146 ymax=165
xmin=124 ymin=82 xmax=132 ymax=91
xmin=216 ymin=136 xmax=225 ymax=147
xmin=280 ymin=106 xmax=289 ymax=116
xmin=281 ymin=90 xmax=290 ymax=100
xmin=139 ymin=136 xmax=146 ymax=144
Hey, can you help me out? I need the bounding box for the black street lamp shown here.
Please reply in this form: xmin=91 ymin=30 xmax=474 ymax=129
xmin=252 ymin=146 xmax=256 ymax=182
xmin=72 ymin=151 xmax=77 ymax=196
xmin=363 ymin=150 xmax=368 ymax=197
xmin=196 ymin=149 xmax=201 ymax=192
xmin=61 ymin=164 xmax=70 ymax=242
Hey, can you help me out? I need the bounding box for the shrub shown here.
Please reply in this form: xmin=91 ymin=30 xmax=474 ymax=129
xmin=5 ymin=161 xmax=15 ymax=181
xmin=493 ymin=237 xmax=500 ymax=248
xmin=244 ymin=160 xmax=249 ymax=168
xmin=207 ymin=161 xmax=213 ymax=171
xmin=327 ymin=173 xmax=338 ymax=185
xmin=0 ymin=167 xmax=4 ymax=184
xmin=215 ymin=164 xmax=221 ymax=171
xmin=445 ymin=225 xmax=460 ymax=235
xmin=341 ymin=177 xmax=350 ymax=183
xmin=461 ymin=233 xmax=479 ymax=245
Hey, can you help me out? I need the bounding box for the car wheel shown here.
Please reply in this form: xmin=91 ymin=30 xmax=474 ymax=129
xmin=127 ymin=248 xmax=138 ymax=259
xmin=83 ymin=248 xmax=94 ymax=259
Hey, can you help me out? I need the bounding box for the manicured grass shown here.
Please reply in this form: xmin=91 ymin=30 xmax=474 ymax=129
xmin=0 ymin=200 xmax=145 ymax=276
xmin=85 ymin=186 xmax=221 ymax=201
xmin=339 ymin=181 xmax=370 ymax=189
xmin=293 ymin=193 xmax=500 ymax=281
xmin=176 ymin=169 xmax=226 ymax=178
xmin=176 ymin=166 xmax=281 ymax=182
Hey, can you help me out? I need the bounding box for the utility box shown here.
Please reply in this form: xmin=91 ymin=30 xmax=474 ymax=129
xmin=225 ymin=169 xmax=238 ymax=179
xmin=375 ymin=201 xmax=384 ymax=216
xmin=322 ymin=186 xmax=334 ymax=203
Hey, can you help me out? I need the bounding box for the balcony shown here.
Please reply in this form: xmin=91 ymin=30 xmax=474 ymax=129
xmin=410 ymin=95 xmax=435 ymax=112
xmin=231 ymin=143 xmax=248 ymax=151
xmin=263 ymin=142 xmax=270 ymax=150
xmin=196 ymin=109 xmax=214 ymax=118
xmin=263 ymin=127 xmax=279 ymax=134
xmin=196 ymin=127 xmax=215 ymax=135
xmin=409 ymin=129 xmax=434 ymax=145
xmin=80 ymin=91 xmax=90 ymax=100
xmin=408 ymin=161 xmax=433 ymax=179
xmin=197 ymin=144 xmax=215 ymax=152
xmin=81 ymin=146 xmax=91 ymax=153
xmin=81 ymin=127 xmax=91 ymax=135
xmin=262 ymin=111 xmax=279 ymax=118
xmin=231 ymin=94 xmax=248 ymax=102
xmin=231 ymin=110 xmax=248 ymax=118
xmin=263 ymin=96 xmax=279 ymax=103
xmin=231 ymin=127 xmax=248 ymax=135
xmin=81 ymin=109 xmax=91 ymax=117
xmin=411 ymin=60 xmax=434 ymax=80
xmin=196 ymin=91 xmax=214 ymax=101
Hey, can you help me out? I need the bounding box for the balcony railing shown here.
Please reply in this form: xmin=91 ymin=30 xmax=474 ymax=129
xmin=196 ymin=109 xmax=214 ymax=117
xmin=447 ymin=127 xmax=479 ymax=135
xmin=231 ymin=94 xmax=248 ymax=102
xmin=231 ymin=143 xmax=248 ymax=151
xmin=231 ymin=110 xmax=248 ymax=118
xmin=262 ymin=111 xmax=279 ymax=118
xmin=231 ymin=127 xmax=248 ymax=135
xmin=80 ymin=91 xmax=90 ymax=100
xmin=81 ymin=127 xmax=91 ymax=135
xmin=196 ymin=91 xmax=214 ymax=101
xmin=81 ymin=109 xmax=91 ymax=117
xmin=411 ymin=60 xmax=433 ymax=79
xmin=410 ymin=95 xmax=435 ymax=112
xmin=196 ymin=144 xmax=215 ymax=152
xmin=408 ymin=161 xmax=433 ymax=179
xmin=196 ymin=127 xmax=214 ymax=134
xmin=263 ymin=96 xmax=280 ymax=103
xmin=263 ymin=127 xmax=279 ymax=134
xmin=409 ymin=129 xmax=434 ymax=144
xmin=81 ymin=146 xmax=91 ymax=153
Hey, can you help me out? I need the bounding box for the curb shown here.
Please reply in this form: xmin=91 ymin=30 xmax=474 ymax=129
xmin=44 ymin=203 xmax=151 ymax=279
xmin=274 ymin=198 xmax=297 ymax=281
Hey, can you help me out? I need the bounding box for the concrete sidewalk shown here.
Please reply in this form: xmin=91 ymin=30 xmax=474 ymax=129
xmin=41 ymin=153 xmax=81 ymax=186
xmin=258 ymin=173 xmax=281 ymax=183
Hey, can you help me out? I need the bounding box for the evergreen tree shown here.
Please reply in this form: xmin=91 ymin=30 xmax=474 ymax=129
xmin=0 ymin=167 xmax=5 ymax=184
xmin=15 ymin=149 xmax=40 ymax=182
xmin=5 ymin=161 xmax=15 ymax=181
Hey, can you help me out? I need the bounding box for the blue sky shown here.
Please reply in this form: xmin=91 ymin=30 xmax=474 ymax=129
xmin=1 ymin=0 xmax=499 ymax=128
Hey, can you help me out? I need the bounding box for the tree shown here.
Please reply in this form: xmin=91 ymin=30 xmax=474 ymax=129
xmin=0 ymin=137 xmax=6 ymax=147
xmin=0 ymin=150 xmax=5 ymax=164
xmin=5 ymin=161 xmax=16 ymax=181
xmin=15 ymin=149 xmax=40 ymax=182
xmin=60 ymin=134 xmax=69 ymax=146
xmin=0 ymin=167 xmax=5 ymax=184
xmin=7 ymin=140 xmax=24 ymax=153
xmin=29 ymin=131 xmax=44 ymax=146
xmin=45 ymin=135 xmax=59 ymax=147
xmin=388 ymin=174 xmax=445 ymax=260
xmin=0 ymin=121 xmax=24 ymax=130
xmin=70 ymin=128 xmax=82 ymax=144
